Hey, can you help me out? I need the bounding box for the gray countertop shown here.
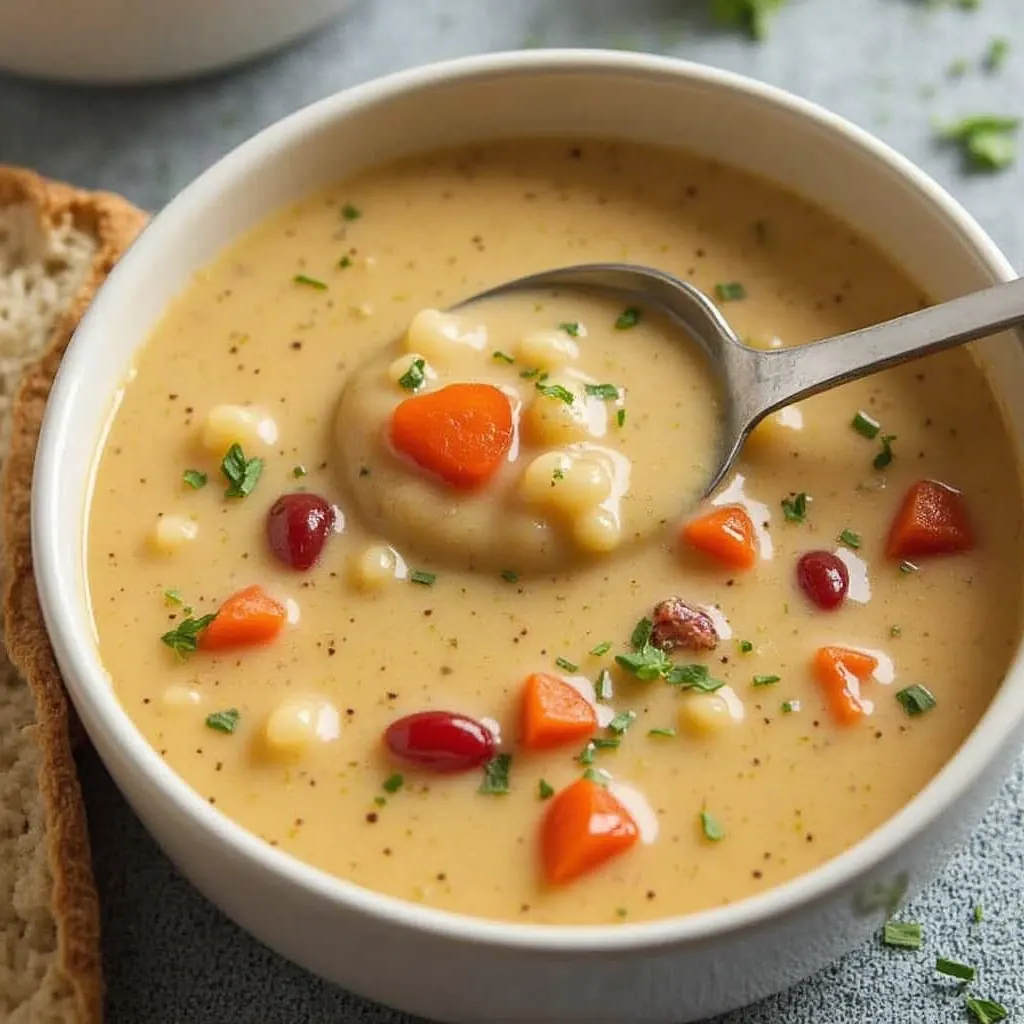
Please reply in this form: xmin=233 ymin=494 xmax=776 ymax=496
xmin=4 ymin=1 xmax=1024 ymax=1021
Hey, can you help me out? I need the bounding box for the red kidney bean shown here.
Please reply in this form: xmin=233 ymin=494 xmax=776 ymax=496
xmin=796 ymin=550 xmax=849 ymax=610
xmin=384 ymin=711 xmax=496 ymax=773
xmin=266 ymin=492 xmax=335 ymax=570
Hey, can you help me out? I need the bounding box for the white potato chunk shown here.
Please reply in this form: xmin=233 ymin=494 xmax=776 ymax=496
xmin=263 ymin=698 xmax=340 ymax=759
xmin=162 ymin=685 xmax=201 ymax=708
xmin=201 ymin=403 xmax=278 ymax=454
xmin=349 ymin=544 xmax=405 ymax=590
xmin=522 ymin=381 xmax=592 ymax=446
xmin=519 ymin=450 xmax=574 ymax=507
xmin=553 ymin=457 xmax=613 ymax=513
xmin=679 ymin=693 xmax=735 ymax=736
xmin=404 ymin=308 xmax=486 ymax=362
xmin=516 ymin=328 xmax=580 ymax=370
xmin=573 ymin=506 xmax=621 ymax=553
xmin=150 ymin=514 xmax=198 ymax=553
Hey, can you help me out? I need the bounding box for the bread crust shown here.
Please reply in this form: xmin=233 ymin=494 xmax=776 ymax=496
xmin=0 ymin=165 xmax=147 ymax=1024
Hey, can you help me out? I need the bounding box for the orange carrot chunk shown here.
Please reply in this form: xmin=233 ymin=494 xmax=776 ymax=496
xmin=390 ymin=383 xmax=513 ymax=490
xmin=541 ymin=778 xmax=639 ymax=885
xmin=200 ymin=584 xmax=287 ymax=651
xmin=885 ymin=479 xmax=975 ymax=560
xmin=520 ymin=672 xmax=598 ymax=750
xmin=681 ymin=504 xmax=756 ymax=570
xmin=812 ymin=646 xmax=878 ymax=726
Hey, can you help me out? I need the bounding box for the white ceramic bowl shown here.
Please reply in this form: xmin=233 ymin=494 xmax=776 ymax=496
xmin=0 ymin=0 xmax=351 ymax=84
xmin=33 ymin=51 xmax=1024 ymax=1023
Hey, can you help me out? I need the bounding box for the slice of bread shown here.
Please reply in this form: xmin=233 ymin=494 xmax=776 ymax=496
xmin=0 ymin=167 xmax=146 ymax=1024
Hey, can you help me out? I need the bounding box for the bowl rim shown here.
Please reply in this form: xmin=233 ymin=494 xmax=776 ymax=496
xmin=33 ymin=47 xmax=1024 ymax=953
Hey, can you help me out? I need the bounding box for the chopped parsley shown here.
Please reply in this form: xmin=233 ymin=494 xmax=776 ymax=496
xmin=738 ymin=639 xmax=754 ymax=654
xmin=292 ymin=465 xmax=307 ymax=478
xmin=205 ymin=708 xmax=240 ymax=734
xmin=559 ymin=321 xmax=581 ymax=337
xmin=667 ymin=663 xmax=724 ymax=692
xmin=591 ymin=737 xmax=620 ymax=751
xmin=616 ymin=409 xmax=626 ymax=427
xmin=615 ymin=306 xmax=641 ymax=330
xmin=900 ymin=560 xmax=920 ymax=574
xmin=583 ymin=767 xmax=611 ymax=786
xmin=478 ymin=753 xmax=512 ymax=795
xmin=595 ymin=668 xmax=613 ymax=701
xmin=221 ymin=443 xmax=263 ymax=499
xmin=589 ymin=640 xmax=612 ymax=657
xmin=714 ymin=281 xmax=747 ymax=302
xmin=984 ymin=36 xmax=1010 ymax=73
xmin=409 ymin=570 xmax=436 ymax=586
xmin=555 ymin=656 xmax=579 ymax=673
xmin=293 ymin=273 xmax=328 ymax=290
xmin=163 ymin=589 xmax=183 ymax=605
xmin=966 ymin=998 xmax=1008 ymax=1024
xmin=873 ymin=434 xmax=896 ymax=470
xmin=781 ymin=700 xmax=800 ymax=713
xmin=882 ymin=920 xmax=923 ymax=950
xmin=182 ymin=469 xmax=207 ymax=489
xmin=519 ymin=367 xmax=542 ymax=380
xmin=890 ymin=625 xmax=902 ymax=638
xmin=838 ymin=528 xmax=862 ymax=549
xmin=607 ymin=710 xmax=637 ymax=735
xmin=552 ymin=468 xmax=566 ymax=482
xmin=584 ymin=383 xmax=620 ymax=400
xmin=341 ymin=202 xmax=361 ymax=221
xmin=752 ymin=674 xmax=780 ymax=686
xmin=500 ymin=569 xmax=520 ymax=583
xmin=711 ymin=0 xmax=789 ymax=40
xmin=618 ymin=617 xmax=722 ymax=689
xmin=538 ymin=779 xmax=555 ymax=800
xmin=536 ymin=382 xmax=575 ymax=405
xmin=936 ymin=957 xmax=976 ymax=982
xmin=492 ymin=350 xmax=515 ymax=364
xmin=938 ymin=115 xmax=1021 ymax=172
xmin=852 ymin=410 xmax=881 ymax=439
xmin=577 ymin=741 xmax=597 ymax=765
xmin=161 ymin=614 xmax=216 ymax=657
xmin=648 ymin=727 xmax=677 ymax=738
xmin=338 ymin=255 xmax=352 ymax=269
xmin=398 ymin=357 xmax=427 ymax=392
xmin=700 ymin=809 xmax=725 ymax=842
xmin=616 ymin=644 xmax=671 ymax=682
xmin=382 ymin=773 xmax=404 ymax=794
xmin=974 ymin=904 xmax=984 ymax=924
xmin=630 ymin=617 xmax=654 ymax=649
xmin=896 ymin=684 xmax=937 ymax=716
xmin=781 ymin=492 xmax=809 ymax=523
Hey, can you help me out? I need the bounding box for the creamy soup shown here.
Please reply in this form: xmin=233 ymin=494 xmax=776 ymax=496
xmin=87 ymin=139 xmax=1022 ymax=926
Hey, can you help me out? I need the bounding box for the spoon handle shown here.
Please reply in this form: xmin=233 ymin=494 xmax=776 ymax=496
xmin=734 ymin=276 xmax=1024 ymax=425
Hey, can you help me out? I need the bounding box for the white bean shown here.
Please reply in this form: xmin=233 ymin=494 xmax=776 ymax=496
xmin=263 ymin=698 xmax=340 ymax=759
xmin=573 ymin=506 xmax=621 ymax=552
xmin=150 ymin=514 xmax=198 ymax=553
xmin=678 ymin=693 xmax=734 ymax=736
xmin=349 ymin=544 xmax=404 ymax=590
xmin=404 ymin=308 xmax=486 ymax=362
xmin=201 ymin=403 xmax=278 ymax=454
xmin=522 ymin=382 xmax=591 ymax=445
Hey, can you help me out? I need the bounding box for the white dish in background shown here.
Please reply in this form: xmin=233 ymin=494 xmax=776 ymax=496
xmin=31 ymin=50 xmax=1024 ymax=1022
xmin=0 ymin=0 xmax=351 ymax=84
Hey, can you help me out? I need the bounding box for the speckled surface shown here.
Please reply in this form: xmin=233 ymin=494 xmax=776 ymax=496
xmin=3 ymin=1 xmax=1024 ymax=1021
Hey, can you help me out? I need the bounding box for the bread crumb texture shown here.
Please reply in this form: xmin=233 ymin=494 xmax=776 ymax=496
xmin=0 ymin=166 xmax=145 ymax=1024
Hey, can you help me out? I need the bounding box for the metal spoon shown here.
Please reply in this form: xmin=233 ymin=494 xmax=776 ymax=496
xmin=464 ymin=264 xmax=1024 ymax=497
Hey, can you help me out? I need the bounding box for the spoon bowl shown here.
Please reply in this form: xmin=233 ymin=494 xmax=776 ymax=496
xmin=464 ymin=264 xmax=1024 ymax=499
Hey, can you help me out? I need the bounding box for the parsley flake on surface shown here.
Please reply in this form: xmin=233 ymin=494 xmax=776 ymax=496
xmin=852 ymin=410 xmax=881 ymax=439
xmin=292 ymin=465 xmax=307 ymax=478
xmin=590 ymin=640 xmax=612 ymax=657
xmin=409 ymin=570 xmax=437 ymax=586
xmin=648 ymin=727 xmax=677 ymax=738
xmin=582 ymin=766 xmax=611 ymax=786
xmin=752 ymin=674 xmax=781 ymax=687
xmin=966 ymin=997 xmax=1008 ymax=1024
xmin=338 ymin=255 xmax=352 ymax=269
xmin=630 ymin=617 xmax=654 ymax=649
xmin=938 ymin=115 xmax=1021 ymax=172
xmin=936 ymin=957 xmax=976 ymax=982
xmin=559 ymin=321 xmax=581 ymax=337
xmin=538 ymin=779 xmax=555 ymax=800
xmin=341 ymin=202 xmax=362 ymax=221
xmin=781 ymin=492 xmax=809 ymax=523
xmin=714 ymin=281 xmax=747 ymax=302
xmin=382 ymin=773 xmax=404 ymax=794
xmin=293 ymin=273 xmax=328 ymax=290
xmin=838 ymin=528 xmax=862 ymax=549
xmin=221 ymin=443 xmax=263 ymax=499
xmin=555 ymin=656 xmax=579 ymax=673
xmin=478 ymin=753 xmax=512 ymax=795
xmin=161 ymin=614 xmax=216 ymax=658
xmin=500 ymin=569 xmax=520 ymax=583
xmin=163 ymin=589 xmax=183 ymax=605
xmin=584 ymin=383 xmax=620 ymax=401
xmin=492 ymin=350 xmax=515 ymax=364
xmin=615 ymin=644 xmax=671 ymax=681
xmin=738 ymin=639 xmax=754 ymax=654
xmin=398 ymin=357 xmax=427 ymax=392
xmin=577 ymin=741 xmax=597 ymax=766
xmin=205 ymin=708 xmax=240 ymax=734
xmin=896 ymin=684 xmax=937 ymax=716
xmin=700 ymin=809 xmax=725 ymax=841
xmin=182 ymin=469 xmax=207 ymax=489
xmin=900 ymin=560 xmax=920 ymax=574
xmin=595 ymin=668 xmax=613 ymax=701
xmin=536 ymin=382 xmax=575 ymax=405
xmin=781 ymin=699 xmax=800 ymax=713
xmin=873 ymin=434 xmax=896 ymax=470
xmin=607 ymin=710 xmax=637 ymax=735
xmin=615 ymin=306 xmax=641 ymax=330
xmin=882 ymin=920 xmax=923 ymax=950
xmin=667 ymin=663 xmax=724 ymax=692
xmin=616 ymin=408 xmax=626 ymax=427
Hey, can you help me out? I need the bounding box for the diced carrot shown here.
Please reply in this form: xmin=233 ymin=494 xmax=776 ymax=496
xmin=200 ymin=584 xmax=287 ymax=651
xmin=885 ymin=479 xmax=975 ymax=560
xmin=390 ymin=383 xmax=513 ymax=490
xmin=812 ymin=646 xmax=878 ymax=726
xmin=541 ymin=778 xmax=639 ymax=885
xmin=520 ymin=673 xmax=598 ymax=750
xmin=681 ymin=505 xmax=757 ymax=570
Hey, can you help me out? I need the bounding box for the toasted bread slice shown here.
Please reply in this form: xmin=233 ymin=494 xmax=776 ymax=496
xmin=0 ymin=167 xmax=146 ymax=1023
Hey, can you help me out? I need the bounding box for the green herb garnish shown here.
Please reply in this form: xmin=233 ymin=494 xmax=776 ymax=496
xmin=398 ymin=357 xmax=427 ymax=392
xmin=700 ymin=810 xmax=725 ymax=842
xmin=781 ymin=492 xmax=809 ymax=523
xmin=161 ymin=614 xmax=216 ymax=658
xmin=578 ymin=742 xmax=596 ymax=765
xmin=974 ymin=904 xmax=984 ymax=924
xmin=936 ymin=957 xmax=976 ymax=982
xmin=536 ymin=383 xmax=575 ymax=405
xmin=715 ymin=281 xmax=747 ymax=302
xmin=737 ymin=640 xmax=754 ymax=654
xmin=591 ymin=737 xmax=620 ymax=751
xmin=590 ymin=640 xmax=612 ymax=656
xmin=838 ymin=528 xmax=862 ymax=549
xmin=984 ymin=37 xmax=1010 ymax=73
xmin=966 ymin=997 xmax=1008 ymax=1024
xmin=667 ymin=663 xmax=724 ymax=692
xmin=538 ymin=779 xmax=555 ymax=800
xmin=338 ymin=255 xmax=352 ymax=269
xmin=164 ymin=589 xmax=183 ymax=605
xmin=890 ymin=625 xmax=902 ymax=637
xmin=582 ymin=767 xmax=611 ymax=786
xmin=939 ymin=115 xmax=1021 ymax=172
xmin=900 ymin=560 xmax=920 ymax=574
xmin=608 ymin=710 xmax=637 ymax=735
xmin=584 ymin=383 xmax=620 ymax=400
xmin=616 ymin=644 xmax=671 ymax=681
xmin=648 ymin=727 xmax=677 ymax=738
xmin=630 ymin=617 xmax=653 ymax=649
xmin=616 ymin=409 xmax=626 ymax=427
xmin=896 ymin=684 xmax=937 ymax=716
xmin=500 ymin=569 xmax=519 ymax=584
xmin=595 ymin=668 xmax=613 ymax=701
xmin=492 ymin=350 xmax=515 ymax=364
xmin=559 ymin=321 xmax=581 ymax=337
xmin=205 ymin=708 xmax=240 ymax=734
xmin=519 ymin=367 xmax=542 ymax=379
xmin=382 ymin=773 xmax=404 ymax=794
xmin=292 ymin=465 xmax=307 ymax=478
xmin=882 ymin=920 xmax=923 ymax=950
xmin=555 ymin=656 xmax=579 ymax=673
xmin=615 ymin=306 xmax=641 ymax=330
xmin=409 ymin=570 xmax=436 ymax=586
xmin=293 ymin=273 xmax=328 ymax=290
xmin=341 ymin=202 xmax=361 ymax=221
xmin=781 ymin=700 xmax=799 ymax=713
xmin=752 ymin=674 xmax=780 ymax=686
xmin=182 ymin=469 xmax=207 ymax=489
xmin=852 ymin=410 xmax=881 ymax=439
xmin=221 ymin=443 xmax=263 ymax=499
xmin=479 ymin=753 xmax=512 ymax=795
xmin=873 ymin=434 xmax=896 ymax=470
